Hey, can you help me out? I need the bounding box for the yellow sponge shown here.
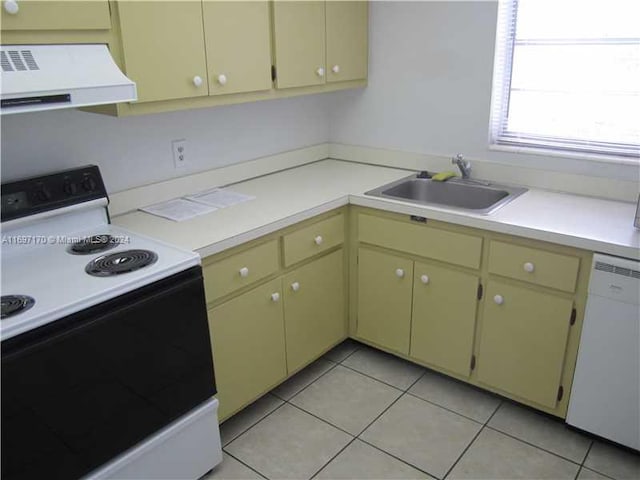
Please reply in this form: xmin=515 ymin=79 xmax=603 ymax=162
xmin=431 ymin=171 xmax=457 ymax=182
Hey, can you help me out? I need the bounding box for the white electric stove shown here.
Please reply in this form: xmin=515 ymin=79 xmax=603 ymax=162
xmin=1 ymin=166 xmax=222 ymax=480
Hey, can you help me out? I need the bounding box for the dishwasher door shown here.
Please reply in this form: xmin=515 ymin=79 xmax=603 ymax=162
xmin=567 ymin=254 xmax=640 ymax=450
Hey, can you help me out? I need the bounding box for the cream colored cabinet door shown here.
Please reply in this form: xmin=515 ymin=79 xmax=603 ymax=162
xmin=0 ymin=1 xmax=110 ymax=31
xmin=477 ymin=280 xmax=574 ymax=409
xmin=357 ymin=248 xmax=413 ymax=355
xmin=117 ymin=1 xmax=208 ymax=103
xmin=410 ymin=262 xmax=479 ymax=377
xmin=326 ymin=1 xmax=368 ymax=82
xmin=208 ymin=279 xmax=287 ymax=420
xmin=202 ymin=1 xmax=272 ymax=96
xmin=272 ymin=0 xmax=326 ymax=89
xmin=283 ymin=249 xmax=346 ymax=374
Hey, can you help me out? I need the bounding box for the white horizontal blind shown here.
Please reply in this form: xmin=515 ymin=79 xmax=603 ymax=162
xmin=489 ymin=0 xmax=640 ymax=159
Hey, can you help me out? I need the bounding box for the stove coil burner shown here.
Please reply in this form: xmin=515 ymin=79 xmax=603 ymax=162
xmin=1 ymin=295 xmax=35 ymax=320
xmin=69 ymin=234 xmax=120 ymax=255
xmin=85 ymin=249 xmax=158 ymax=277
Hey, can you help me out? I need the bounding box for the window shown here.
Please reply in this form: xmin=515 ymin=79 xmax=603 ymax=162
xmin=489 ymin=0 xmax=640 ymax=160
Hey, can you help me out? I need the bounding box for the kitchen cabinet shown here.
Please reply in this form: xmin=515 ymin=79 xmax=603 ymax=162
xmin=117 ymin=1 xmax=208 ymax=103
xmin=272 ymin=1 xmax=326 ymax=89
xmin=410 ymin=262 xmax=479 ymax=377
xmin=202 ymin=239 xmax=279 ymax=303
xmin=272 ymin=0 xmax=369 ymax=89
xmin=477 ymin=281 xmax=574 ymax=409
xmin=208 ymin=278 xmax=287 ymax=421
xmin=203 ymin=209 xmax=346 ymax=421
xmin=116 ymin=0 xmax=272 ymax=103
xmin=0 ymin=0 xmax=110 ymax=31
xmin=351 ymin=207 xmax=590 ymax=418
xmin=283 ymin=249 xmax=345 ymax=373
xmin=326 ymin=1 xmax=368 ymax=82
xmin=357 ymin=248 xmax=413 ymax=355
xmin=202 ymin=1 xmax=272 ymax=96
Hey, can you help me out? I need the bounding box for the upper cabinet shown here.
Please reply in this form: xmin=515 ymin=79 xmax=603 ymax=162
xmin=202 ymin=1 xmax=272 ymax=96
xmin=117 ymin=1 xmax=209 ymax=103
xmin=116 ymin=1 xmax=272 ymax=103
xmin=272 ymin=1 xmax=326 ymax=89
xmin=0 ymin=0 xmax=110 ymax=31
xmin=1 ymin=0 xmax=368 ymax=115
xmin=272 ymin=0 xmax=368 ymax=89
xmin=326 ymin=1 xmax=368 ymax=83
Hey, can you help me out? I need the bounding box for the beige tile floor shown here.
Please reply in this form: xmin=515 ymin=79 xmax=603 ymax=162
xmin=206 ymin=340 xmax=640 ymax=480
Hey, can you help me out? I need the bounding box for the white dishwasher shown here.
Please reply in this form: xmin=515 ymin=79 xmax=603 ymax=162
xmin=567 ymin=254 xmax=640 ymax=450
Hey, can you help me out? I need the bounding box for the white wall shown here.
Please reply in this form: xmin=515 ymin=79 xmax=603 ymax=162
xmin=329 ymin=1 xmax=639 ymax=182
xmin=0 ymin=94 xmax=330 ymax=192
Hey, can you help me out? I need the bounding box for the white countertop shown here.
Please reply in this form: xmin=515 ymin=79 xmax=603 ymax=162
xmin=113 ymin=159 xmax=640 ymax=260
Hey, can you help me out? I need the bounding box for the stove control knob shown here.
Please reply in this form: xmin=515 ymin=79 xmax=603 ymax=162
xmin=82 ymin=176 xmax=97 ymax=192
xmin=63 ymin=181 xmax=78 ymax=195
xmin=35 ymin=187 xmax=51 ymax=202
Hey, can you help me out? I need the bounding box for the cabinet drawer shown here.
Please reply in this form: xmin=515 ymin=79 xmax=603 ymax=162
xmin=203 ymin=240 xmax=279 ymax=302
xmin=283 ymin=213 xmax=344 ymax=267
xmin=488 ymin=241 xmax=580 ymax=293
xmin=358 ymin=214 xmax=482 ymax=269
xmin=1 ymin=1 xmax=111 ymax=31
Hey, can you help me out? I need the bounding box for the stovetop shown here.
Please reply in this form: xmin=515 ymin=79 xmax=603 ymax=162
xmin=0 ymin=223 xmax=199 ymax=340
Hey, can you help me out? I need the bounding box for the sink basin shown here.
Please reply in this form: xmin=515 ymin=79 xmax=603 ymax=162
xmin=365 ymin=174 xmax=528 ymax=214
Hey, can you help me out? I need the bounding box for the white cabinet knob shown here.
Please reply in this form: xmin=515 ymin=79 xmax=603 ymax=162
xmin=291 ymin=281 xmax=300 ymax=292
xmin=395 ymin=268 xmax=405 ymax=278
xmin=316 ymin=67 xmax=325 ymax=77
xmin=523 ymin=262 xmax=535 ymax=273
xmin=4 ymin=0 xmax=18 ymax=14
xmin=239 ymin=267 xmax=249 ymax=278
xmin=314 ymin=235 xmax=323 ymax=246
xmin=331 ymin=64 xmax=340 ymax=74
xmin=193 ymin=75 xmax=203 ymax=87
xmin=420 ymin=274 xmax=430 ymax=285
xmin=217 ymin=74 xmax=227 ymax=86
xmin=494 ymin=294 xmax=504 ymax=305
xmin=271 ymin=292 xmax=280 ymax=302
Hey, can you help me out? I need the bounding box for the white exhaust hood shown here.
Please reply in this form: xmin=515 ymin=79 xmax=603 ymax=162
xmin=0 ymin=44 xmax=137 ymax=114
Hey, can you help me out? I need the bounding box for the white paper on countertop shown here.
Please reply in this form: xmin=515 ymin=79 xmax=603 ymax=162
xmin=140 ymin=198 xmax=218 ymax=222
xmin=185 ymin=187 xmax=255 ymax=208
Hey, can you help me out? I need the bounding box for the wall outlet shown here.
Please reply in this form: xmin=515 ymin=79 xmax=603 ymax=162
xmin=172 ymin=139 xmax=187 ymax=169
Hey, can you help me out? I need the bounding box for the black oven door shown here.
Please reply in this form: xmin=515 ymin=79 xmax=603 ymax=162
xmin=1 ymin=266 xmax=216 ymax=480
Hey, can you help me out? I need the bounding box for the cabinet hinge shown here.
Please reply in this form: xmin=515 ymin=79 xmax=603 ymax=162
xmin=271 ymin=65 xmax=277 ymax=82
xmin=569 ymin=308 xmax=576 ymax=326
xmin=477 ymin=283 xmax=483 ymax=300
xmin=470 ymin=355 xmax=476 ymax=371
xmin=557 ymin=385 xmax=564 ymax=402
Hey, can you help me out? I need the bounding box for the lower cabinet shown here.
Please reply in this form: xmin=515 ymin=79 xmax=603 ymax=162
xmin=283 ymin=249 xmax=346 ymax=373
xmin=477 ymin=280 xmax=574 ymax=409
xmin=208 ymin=278 xmax=287 ymax=420
xmin=357 ymin=248 xmax=413 ymax=355
xmin=410 ymin=262 xmax=479 ymax=377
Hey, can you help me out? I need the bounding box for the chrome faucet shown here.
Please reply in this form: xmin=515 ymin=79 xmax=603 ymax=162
xmin=452 ymin=154 xmax=471 ymax=179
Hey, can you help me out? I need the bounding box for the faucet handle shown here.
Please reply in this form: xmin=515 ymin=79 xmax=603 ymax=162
xmin=452 ymin=153 xmax=465 ymax=164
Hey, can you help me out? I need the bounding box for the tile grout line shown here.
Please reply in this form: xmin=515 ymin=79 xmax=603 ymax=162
xmin=442 ymin=399 xmax=503 ymax=479
xmin=403 ymin=389 xmax=491 ymax=426
xmin=289 ymin=362 xmax=430 ymax=479
xmin=219 ymin=342 xmax=361 ymax=476
xmin=483 ymin=424 xmax=589 ymax=468
xmin=351 ymin=371 xmax=446 ymax=479
xmin=271 ymin=359 xmax=340 ymax=402
xmin=221 ymin=449 xmax=270 ymax=480
xmin=309 ymin=436 xmax=359 ymax=480
xmin=338 ymin=359 xmax=423 ymax=392
xmin=575 ymin=441 xmax=619 ymax=480
xmin=221 ymin=399 xmax=289 ymax=448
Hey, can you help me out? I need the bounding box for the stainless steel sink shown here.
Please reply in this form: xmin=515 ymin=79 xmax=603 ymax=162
xmin=365 ymin=174 xmax=528 ymax=214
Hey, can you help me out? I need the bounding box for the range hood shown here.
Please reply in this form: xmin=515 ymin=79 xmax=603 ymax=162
xmin=0 ymin=44 xmax=137 ymax=114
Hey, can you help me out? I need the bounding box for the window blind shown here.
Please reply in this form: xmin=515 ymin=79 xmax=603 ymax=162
xmin=489 ymin=0 xmax=640 ymax=160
